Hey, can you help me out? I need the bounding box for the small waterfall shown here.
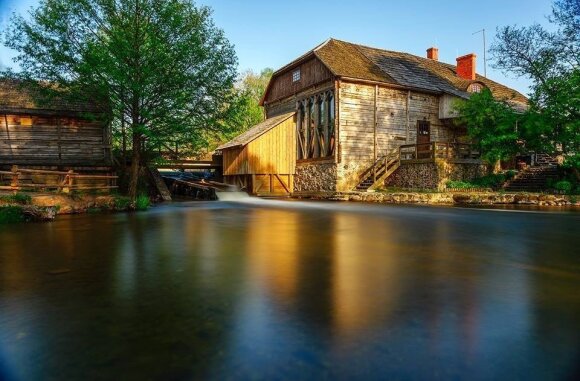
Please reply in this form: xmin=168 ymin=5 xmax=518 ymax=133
xmin=215 ymin=191 xmax=253 ymax=202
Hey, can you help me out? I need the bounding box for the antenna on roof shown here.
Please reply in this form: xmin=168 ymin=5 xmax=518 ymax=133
xmin=472 ymin=29 xmax=487 ymax=77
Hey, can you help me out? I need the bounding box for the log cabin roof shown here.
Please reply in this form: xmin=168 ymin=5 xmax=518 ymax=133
xmin=217 ymin=112 xmax=295 ymax=150
xmin=0 ymin=79 xmax=106 ymax=116
xmin=263 ymin=38 xmax=527 ymax=106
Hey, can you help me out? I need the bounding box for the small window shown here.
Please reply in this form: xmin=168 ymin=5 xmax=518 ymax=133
xmin=292 ymin=69 xmax=301 ymax=82
xmin=468 ymin=83 xmax=484 ymax=93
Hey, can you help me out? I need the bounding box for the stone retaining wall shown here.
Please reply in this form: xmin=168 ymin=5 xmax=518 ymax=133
xmin=294 ymin=191 xmax=577 ymax=206
xmin=294 ymin=162 xmax=337 ymax=192
xmin=386 ymin=160 xmax=488 ymax=190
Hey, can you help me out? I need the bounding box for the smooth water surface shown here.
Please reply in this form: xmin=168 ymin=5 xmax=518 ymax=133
xmin=1 ymin=200 xmax=579 ymax=380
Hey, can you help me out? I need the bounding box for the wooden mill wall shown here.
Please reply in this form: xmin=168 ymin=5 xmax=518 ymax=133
xmin=221 ymin=117 xmax=296 ymax=196
xmin=265 ymin=82 xmax=335 ymax=119
xmin=0 ymin=114 xmax=111 ymax=166
xmin=337 ymin=81 xmax=452 ymax=191
xmin=263 ymin=57 xmax=333 ymax=106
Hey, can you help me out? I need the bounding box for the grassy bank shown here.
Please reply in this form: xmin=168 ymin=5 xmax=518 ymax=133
xmin=0 ymin=192 xmax=152 ymax=225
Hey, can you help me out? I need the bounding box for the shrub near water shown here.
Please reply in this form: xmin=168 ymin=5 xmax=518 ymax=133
xmin=446 ymin=172 xmax=516 ymax=190
xmin=0 ymin=206 xmax=25 ymax=224
xmin=0 ymin=193 xmax=32 ymax=205
xmin=554 ymin=180 xmax=573 ymax=194
xmin=135 ymin=195 xmax=150 ymax=211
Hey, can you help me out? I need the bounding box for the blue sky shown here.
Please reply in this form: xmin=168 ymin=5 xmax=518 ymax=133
xmin=0 ymin=0 xmax=555 ymax=95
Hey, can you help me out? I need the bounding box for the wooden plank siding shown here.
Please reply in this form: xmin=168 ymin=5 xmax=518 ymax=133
xmin=0 ymin=114 xmax=110 ymax=166
xmin=336 ymin=81 xmax=454 ymax=191
xmin=263 ymin=57 xmax=334 ymax=106
xmin=222 ymin=116 xmax=296 ymax=176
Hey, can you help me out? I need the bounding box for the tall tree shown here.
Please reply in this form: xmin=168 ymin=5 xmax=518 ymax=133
xmin=456 ymin=89 xmax=521 ymax=166
xmin=3 ymin=0 xmax=237 ymax=200
xmin=490 ymin=0 xmax=579 ymax=164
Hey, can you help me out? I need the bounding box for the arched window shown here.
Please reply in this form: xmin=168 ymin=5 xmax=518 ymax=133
xmin=467 ymin=82 xmax=484 ymax=93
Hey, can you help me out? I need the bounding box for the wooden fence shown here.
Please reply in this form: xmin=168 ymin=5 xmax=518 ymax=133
xmin=0 ymin=165 xmax=117 ymax=193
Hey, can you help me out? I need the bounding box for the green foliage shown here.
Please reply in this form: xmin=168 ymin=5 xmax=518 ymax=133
xmin=562 ymin=152 xmax=580 ymax=170
xmin=455 ymin=89 xmax=521 ymax=163
xmin=0 ymin=193 xmax=32 ymax=205
xmin=0 ymin=206 xmax=25 ymax=224
xmin=490 ymin=0 xmax=579 ymax=157
xmin=554 ymin=180 xmax=573 ymax=193
xmin=114 ymin=196 xmax=132 ymax=210
xmin=446 ymin=172 xmax=515 ymax=190
xmin=3 ymin=0 xmax=239 ymax=199
xmin=212 ymin=68 xmax=274 ymax=147
xmin=446 ymin=180 xmax=474 ymax=189
xmin=135 ymin=195 xmax=150 ymax=211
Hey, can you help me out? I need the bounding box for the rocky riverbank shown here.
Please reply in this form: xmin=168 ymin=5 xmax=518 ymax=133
xmin=0 ymin=193 xmax=139 ymax=224
xmin=293 ymin=191 xmax=578 ymax=207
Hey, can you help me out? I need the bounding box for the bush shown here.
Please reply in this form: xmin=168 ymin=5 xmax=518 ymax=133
xmin=471 ymin=173 xmax=508 ymax=188
xmin=135 ymin=195 xmax=150 ymax=211
xmin=0 ymin=206 xmax=25 ymax=224
xmin=554 ymin=180 xmax=573 ymax=193
xmin=446 ymin=172 xmax=511 ymax=190
xmin=114 ymin=196 xmax=132 ymax=210
xmin=446 ymin=180 xmax=473 ymax=189
xmin=0 ymin=193 xmax=32 ymax=205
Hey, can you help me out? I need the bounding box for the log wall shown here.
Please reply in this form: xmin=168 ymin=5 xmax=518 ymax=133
xmin=0 ymin=114 xmax=110 ymax=166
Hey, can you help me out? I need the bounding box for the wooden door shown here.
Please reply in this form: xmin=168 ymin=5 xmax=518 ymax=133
xmin=416 ymin=121 xmax=431 ymax=159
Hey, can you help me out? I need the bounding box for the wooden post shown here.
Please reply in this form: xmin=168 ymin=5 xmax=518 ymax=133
xmin=406 ymin=90 xmax=411 ymax=143
xmin=63 ymin=170 xmax=74 ymax=194
xmin=373 ymin=85 xmax=378 ymax=183
xmin=10 ymin=165 xmax=19 ymax=193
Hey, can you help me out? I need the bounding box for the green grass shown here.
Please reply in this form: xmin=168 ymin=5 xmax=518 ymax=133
xmin=114 ymin=196 xmax=132 ymax=210
xmin=135 ymin=194 xmax=150 ymax=211
xmin=0 ymin=206 xmax=25 ymax=224
xmin=0 ymin=193 xmax=32 ymax=205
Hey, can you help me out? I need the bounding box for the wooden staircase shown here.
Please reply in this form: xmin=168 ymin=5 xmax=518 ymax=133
xmin=503 ymin=162 xmax=559 ymax=193
xmin=356 ymin=149 xmax=400 ymax=191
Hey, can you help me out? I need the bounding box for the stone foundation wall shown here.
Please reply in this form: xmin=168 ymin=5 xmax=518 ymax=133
xmin=386 ymin=159 xmax=488 ymax=190
xmin=294 ymin=162 xmax=337 ymax=192
xmin=386 ymin=162 xmax=439 ymax=189
xmin=336 ymin=159 xmax=374 ymax=192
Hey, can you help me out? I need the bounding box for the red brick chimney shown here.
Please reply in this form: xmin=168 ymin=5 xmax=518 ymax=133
xmin=456 ymin=53 xmax=476 ymax=80
xmin=426 ymin=47 xmax=439 ymax=61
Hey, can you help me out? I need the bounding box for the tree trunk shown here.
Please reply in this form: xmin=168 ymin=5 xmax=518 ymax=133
xmin=492 ymin=159 xmax=502 ymax=174
xmin=128 ymin=131 xmax=141 ymax=201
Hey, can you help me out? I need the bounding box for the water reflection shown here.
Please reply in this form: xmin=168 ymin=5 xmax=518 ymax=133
xmin=0 ymin=201 xmax=579 ymax=380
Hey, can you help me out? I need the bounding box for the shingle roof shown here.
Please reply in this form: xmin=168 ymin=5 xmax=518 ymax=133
xmin=217 ymin=112 xmax=295 ymax=150
xmin=270 ymin=38 xmax=528 ymax=106
xmin=0 ymin=79 xmax=106 ymax=115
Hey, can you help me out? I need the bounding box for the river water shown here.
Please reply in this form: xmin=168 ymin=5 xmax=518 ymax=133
xmin=1 ymin=200 xmax=579 ymax=380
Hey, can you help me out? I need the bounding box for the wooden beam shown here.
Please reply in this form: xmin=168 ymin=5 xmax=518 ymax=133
xmin=406 ymin=90 xmax=411 ymax=143
xmin=274 ymin=174 xmax=290 ymax=193
xmin=374 ymin=84 xmax=378 ymax=182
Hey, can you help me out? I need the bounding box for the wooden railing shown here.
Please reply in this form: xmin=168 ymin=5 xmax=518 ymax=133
xmin=399 ymin=142 xmax=480 ymax=161
xmin=356 ymin=148 xmax=400 ymax=190
xmin=0 ymin=166 xmax=118 ymax=193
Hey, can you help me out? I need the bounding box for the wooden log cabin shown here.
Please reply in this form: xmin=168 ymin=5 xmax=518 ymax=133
xmin=218 ymin=38 xmax=528 ymax=194
xmin=0 ymin=79 xmax=113 ymax=188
